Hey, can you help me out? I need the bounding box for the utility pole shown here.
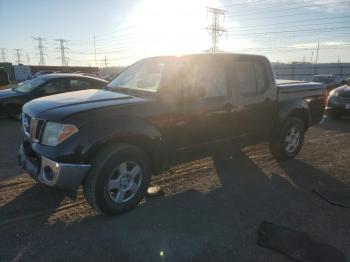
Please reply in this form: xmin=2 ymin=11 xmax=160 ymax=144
xmin=33 ymin=37 xmax=47 ymax=66
xmin=94 ymin=35 xmax=97 ymax=67
xmin=310 ymin=51 xmax=313 ymax=63
xmin=104 ymin=56 xmax=108 ymax=67
xmin=26 ymin=52 xmax=31 ymax=65
xmin=0 ymin=48 xmax=7 ymax=62
xmin=13 ymin=49 xmax=23 ymax=64
xmin=206 ymin=7 xmax=227 ymax=53
xmin=315 ymin=42 xmax=320 ymax=64
xmin=55 ymin=39 xmax=69 ymax=66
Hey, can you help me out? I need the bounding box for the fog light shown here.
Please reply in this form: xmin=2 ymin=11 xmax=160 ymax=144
xmin=43 ymin=166 xmax=54 ymax=181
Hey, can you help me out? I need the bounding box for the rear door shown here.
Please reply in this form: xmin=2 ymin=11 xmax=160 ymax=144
xmin=231 ymin=58 xmax=276 ymax=140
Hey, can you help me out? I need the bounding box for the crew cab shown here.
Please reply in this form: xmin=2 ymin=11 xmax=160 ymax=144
xmin=18 ymin=53 xmax=326 ymax=215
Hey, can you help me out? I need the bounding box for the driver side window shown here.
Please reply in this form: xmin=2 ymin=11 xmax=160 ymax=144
xmin=41 ymin=79 xmax=66 ymax=95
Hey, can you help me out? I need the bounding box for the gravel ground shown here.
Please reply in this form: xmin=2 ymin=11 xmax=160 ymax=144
xmin=0 ymin=117 xmax=349 ymax=262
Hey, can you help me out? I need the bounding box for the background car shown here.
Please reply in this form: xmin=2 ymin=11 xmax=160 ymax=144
xmin=0 ymin=73 xmax=107 ymax=119
xmin=311 ymin=74 xmax=344 ymax=91
xmin=341 ymin=77 xmax=350 ymax=86
xmin=326 ymin=83 xmax=350 ymax=119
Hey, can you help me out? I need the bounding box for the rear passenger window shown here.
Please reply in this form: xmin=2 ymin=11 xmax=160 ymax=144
xmin=70 ymin=79 xmax=92 ymax=91
xmin=235 ymin=61 xmax=267 ymax=95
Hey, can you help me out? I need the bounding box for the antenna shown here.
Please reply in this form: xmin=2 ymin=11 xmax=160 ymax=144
xmin=206 ymin=7 xmax=227 ymax=53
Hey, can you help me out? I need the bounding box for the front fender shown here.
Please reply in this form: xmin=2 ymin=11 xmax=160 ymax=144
xmin=80 ymin=115 xmax=169 ymax=173
xmin=31 ymin=115 xmax=168 ymax=173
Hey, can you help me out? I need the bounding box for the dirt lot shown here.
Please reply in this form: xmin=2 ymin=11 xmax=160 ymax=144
xmin=0 ymin=117 xmax=349 ymax=262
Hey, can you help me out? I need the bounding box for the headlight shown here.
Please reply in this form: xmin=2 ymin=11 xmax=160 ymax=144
xmin=41 ymin=122 xmax=78 ymax=146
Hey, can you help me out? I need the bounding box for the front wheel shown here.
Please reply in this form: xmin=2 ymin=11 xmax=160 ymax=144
xmin=269 ymin=117 xmax=305 ymax=161
xmin=83 ymin=144 xmax=151 ymax=215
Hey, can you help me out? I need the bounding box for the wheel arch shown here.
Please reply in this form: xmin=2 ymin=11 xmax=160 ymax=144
xmin=84 ymin=134 xmax=168 ymax=176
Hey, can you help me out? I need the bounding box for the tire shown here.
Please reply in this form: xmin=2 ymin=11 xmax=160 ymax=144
xmin=83 ymin=143 xmax=151 ymax=215
xmin=328 ymin=111 xmax=342 ymax=120
xmin=269 ymin=117 xmax=305 ymax=161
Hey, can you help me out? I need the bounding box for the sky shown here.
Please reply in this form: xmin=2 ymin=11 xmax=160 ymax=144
xmin=0 ymin=0 xmax=350 ymax=67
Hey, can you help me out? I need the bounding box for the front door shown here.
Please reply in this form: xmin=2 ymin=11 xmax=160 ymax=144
xmin=168 ymin=56 xmax=236 ymax=153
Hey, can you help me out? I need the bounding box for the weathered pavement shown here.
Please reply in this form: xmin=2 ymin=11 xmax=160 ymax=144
xmin=0 ymin=117 xmax=349 ymax=261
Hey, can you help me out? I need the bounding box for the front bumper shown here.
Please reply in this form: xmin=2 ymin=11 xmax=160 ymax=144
xmin=18 ymin=145 xmax=91 ymax=190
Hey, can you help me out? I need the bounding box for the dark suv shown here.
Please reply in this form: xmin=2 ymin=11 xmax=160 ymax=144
xmin=0 ymin=73 xmax=107 ymax=118
xmin=18 ymin=54 xmax=325 ymax=215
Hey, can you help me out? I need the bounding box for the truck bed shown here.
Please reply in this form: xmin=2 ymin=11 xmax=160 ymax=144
xmin=277 ymin=79 xmax=325 ymax=100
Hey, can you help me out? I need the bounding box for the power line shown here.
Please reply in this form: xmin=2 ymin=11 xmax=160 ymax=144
xmin=55 ymin=39 xmax=69 ymax=66
xmin=206 ymin=7 xmax=227 ymax=52
xmin=225 ymin=0 xmax=349 ymax=18
xmin=227 ymin=25 xmax=350 ymax=37
xmin=33 ymin=37 xmax=47 ymax=66
xmin=0 ymin=48 xmax=7 ymax=62
xmin=225 ymin=16 xmax=350 ymax=31
xmin=13 ymin=49 xmax=23 ymax=64
xmin=222 ymin=0 xmax=269 ymax=9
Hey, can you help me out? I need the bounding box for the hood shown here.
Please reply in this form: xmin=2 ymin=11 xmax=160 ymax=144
xmin=0 ymin=88 xmax=23 ymax=101
xmin=23 ymin=89 xmax=150 ymax=121
xmin=336 ymin=85 xmax=350 ymax=98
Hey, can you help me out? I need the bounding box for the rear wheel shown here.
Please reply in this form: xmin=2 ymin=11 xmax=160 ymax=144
xmin=83 ymin=144 xmax=151 ymax=215
xmin=269 ymin=117 xmax=305 ymax=161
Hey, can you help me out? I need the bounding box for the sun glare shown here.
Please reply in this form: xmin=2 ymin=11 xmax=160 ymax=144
xmin=128 ymin=0 xmax=221 ymax=57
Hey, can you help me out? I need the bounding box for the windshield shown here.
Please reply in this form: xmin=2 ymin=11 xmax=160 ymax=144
xmin=107 ymin=57 xmax=177 ymax=92
xmin=14 ymin=77 xmax=46 ymax=93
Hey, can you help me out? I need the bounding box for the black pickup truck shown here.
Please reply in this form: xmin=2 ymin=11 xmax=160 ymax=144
xmin=18 ymin=53 xmax=326 ymax=215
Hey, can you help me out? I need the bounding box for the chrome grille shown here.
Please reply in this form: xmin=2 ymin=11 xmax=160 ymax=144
xmin=22 ymin=113 xmax=45 ymax=142
xmin=22 ymin=113 xmax=31 ymax=136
